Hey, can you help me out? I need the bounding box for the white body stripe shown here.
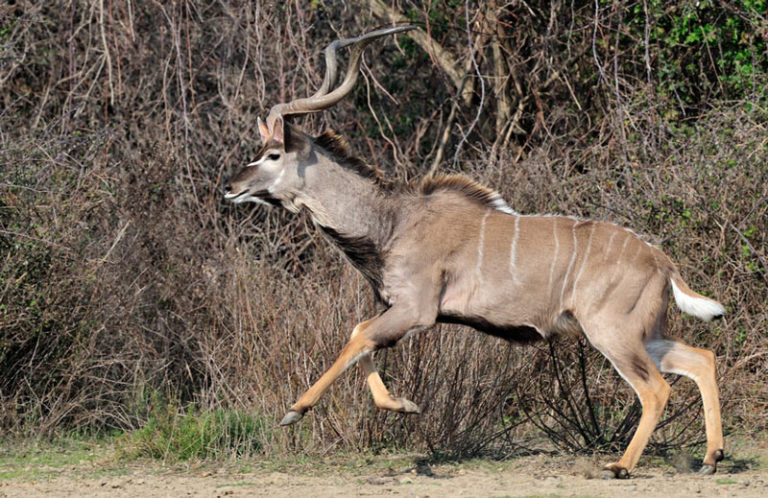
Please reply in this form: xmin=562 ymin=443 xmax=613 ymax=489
xmin=508 ymin=216 xmax=520 ymax=283
xmin=560 ymin=222 xmax=579 ymax=305
xmin=604 ymin=231 xmax=617 ymax=260
xmin=476 ymin=210 xmax=491 ymax=276
xmin=611 ymin=232 xmax=631 ymax=283
xmin=548 ymin=217 xmax=559 ymax=291
xmin=572 ymin=223 xmax=595 ymax=296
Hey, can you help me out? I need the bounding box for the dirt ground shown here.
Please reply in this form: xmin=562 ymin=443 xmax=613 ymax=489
xmin=2 ymin=464 xmax=766 ymax=497
xmin=0 ymin=468 xmax=763 ymax=498
xmin=0 ymin=441 xmax=766 ymax=497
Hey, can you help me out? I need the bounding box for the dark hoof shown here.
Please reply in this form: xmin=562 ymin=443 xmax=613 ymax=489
xmin=279 ymin=410 xmax=304 ymax=426
xmin=396 ymin=397 xmax=421 ymax=414
xmin=698 ymin=464 xmax=716 ymax=475
xmin=601 ymin=466 xmax=629 ymax=479
xmin=699 ymin=448 xmax=724 ymax=474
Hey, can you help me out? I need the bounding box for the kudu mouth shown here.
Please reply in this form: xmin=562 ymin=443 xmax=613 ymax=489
xmin=224 ymin=188 xmax=281 ymax=207
xmin=223 ymin=189 xmax=250 ymax=203
xmin=223 ymin=181 xmax=255 ymax=204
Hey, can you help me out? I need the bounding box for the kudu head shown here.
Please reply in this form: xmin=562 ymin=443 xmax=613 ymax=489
xmin=224 ymin=26 xmax=415 ymax=209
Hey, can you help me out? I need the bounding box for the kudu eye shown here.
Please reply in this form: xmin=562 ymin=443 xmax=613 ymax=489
xmin=267 ymin=153 xmax=281 ymax=161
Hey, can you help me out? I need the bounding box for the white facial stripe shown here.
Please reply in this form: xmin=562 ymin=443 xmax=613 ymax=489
xmin=246 ymin=157 xmax=265 ymax=167
xmin=267 ymin=169 xmax=286 ymax=193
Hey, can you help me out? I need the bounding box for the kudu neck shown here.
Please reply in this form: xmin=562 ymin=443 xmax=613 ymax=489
xmin=298 ymin=154 xmax=397 ymax=247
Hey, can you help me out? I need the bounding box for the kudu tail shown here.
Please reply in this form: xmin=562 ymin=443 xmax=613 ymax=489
xmin=670 ymin=272 xmax=725 ymax=321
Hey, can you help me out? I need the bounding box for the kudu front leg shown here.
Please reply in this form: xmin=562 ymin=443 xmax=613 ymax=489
xmin=358 ymin=354 xmax=420 ymax=414
xmin=280 ymin=307 xmax=431 ymax=426
xmin=353 ymin=318 xmax=420 ymax=414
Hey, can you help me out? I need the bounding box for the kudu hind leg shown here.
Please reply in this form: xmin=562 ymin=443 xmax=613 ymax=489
xmin=647 ymin=339 xmax=724 ymax=473
xmin=587 ymin=329 xmax=671 ymax=478
xmin=604 ymin=364 xmax=670 ymax=478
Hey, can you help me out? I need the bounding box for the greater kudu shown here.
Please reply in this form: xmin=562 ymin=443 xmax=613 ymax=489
xmin=224 ymin=26 xmax=725 ymax=478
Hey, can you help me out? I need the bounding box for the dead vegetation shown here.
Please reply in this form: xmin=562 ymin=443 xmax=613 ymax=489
xmin=0 ymin=1 xmax=766 ymax=459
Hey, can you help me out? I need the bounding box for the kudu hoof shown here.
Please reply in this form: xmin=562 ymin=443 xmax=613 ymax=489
xmin=698 ymin=448 xmax=724 ymax=475
xmin=698 ymin=464 xmax=716 ymax=475
xmin=601 ymin=465 xmax=629 ymax=479
xmin=279 ymin=410 xmax=304 ymax=426
xmin=396 ymin=397 xmax=421 ymax=414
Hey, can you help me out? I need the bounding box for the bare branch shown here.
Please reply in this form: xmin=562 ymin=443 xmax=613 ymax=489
xmin=366 ymin=0 xmax=473 ymax=105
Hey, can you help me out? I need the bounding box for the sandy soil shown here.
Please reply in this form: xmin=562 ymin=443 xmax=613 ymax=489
xmin=0 ymin=449 xmax=766 ymax=498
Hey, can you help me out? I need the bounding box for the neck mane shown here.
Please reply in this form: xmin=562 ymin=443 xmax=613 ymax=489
xmin=313 ymin=130 xmax=516 ymax=215
xmin=314 ymin=131 xmax=386 ymax=184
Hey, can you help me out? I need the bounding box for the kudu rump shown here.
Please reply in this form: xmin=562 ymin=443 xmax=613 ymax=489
xmin=225 ymin=26 xmax=725 ymax=478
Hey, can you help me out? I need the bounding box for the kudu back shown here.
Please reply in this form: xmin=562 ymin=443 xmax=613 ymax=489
xmin=225 ymin=26 xmax=725 ymax=478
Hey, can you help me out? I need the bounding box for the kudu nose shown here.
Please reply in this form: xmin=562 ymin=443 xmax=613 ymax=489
xmin=223 ymin=178 xmax=232 ymax=193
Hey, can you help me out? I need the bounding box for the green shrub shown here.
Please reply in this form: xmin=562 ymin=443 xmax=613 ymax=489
xmin=119 ymin=401 xmax=269 ymax=462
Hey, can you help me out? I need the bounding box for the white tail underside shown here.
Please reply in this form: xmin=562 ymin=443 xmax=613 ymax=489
xmin=670 ymin=279 xmax=725 ymax=321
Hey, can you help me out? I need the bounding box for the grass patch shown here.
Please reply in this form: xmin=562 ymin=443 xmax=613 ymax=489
xmin=715 ymin=477 xmax=737 ymax=485
xmin=0 ymin=437 xmax=112 ymax=481
xmin=117 ymin=403 xmax=269 ymax=462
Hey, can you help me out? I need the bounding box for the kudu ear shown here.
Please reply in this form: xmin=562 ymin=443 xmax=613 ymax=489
xmin=257 ymin=117 xmax=271 ymax=143
xmin=270 ymin=116 xmax=284 ymax=144
xmin=268 ymin=115 xmax=311 ymax=159
xmin=281 ymin=119 xmax=312 ymax=160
